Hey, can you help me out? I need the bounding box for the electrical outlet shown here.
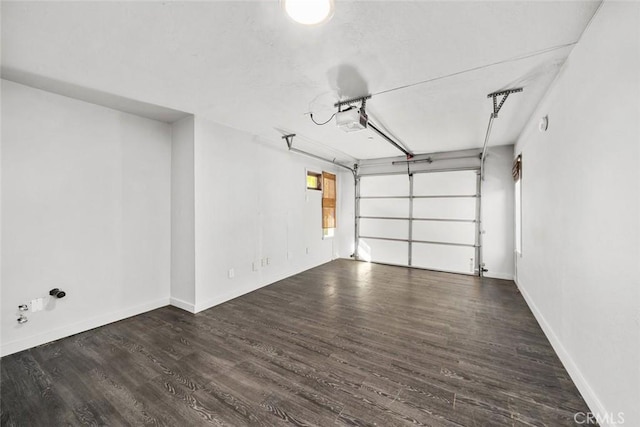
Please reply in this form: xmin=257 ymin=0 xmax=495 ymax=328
xmin=306 ymin=247 xmax=310 ymax=254
xmin=266 ymin=257 xmax=270 ymax=265
xmin=261 ymin=258 xmax=266 ymax=267
xmin=228 ymin=268 xmax=234 ymax=279
xmin=252 ymin=262 xmax=259 ymax=271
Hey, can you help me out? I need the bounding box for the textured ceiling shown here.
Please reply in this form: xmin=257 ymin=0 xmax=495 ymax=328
xmin=1 ymin=1 xmax=601 ymax=161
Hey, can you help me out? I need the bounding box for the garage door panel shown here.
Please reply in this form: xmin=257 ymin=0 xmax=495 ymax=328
xmin=412 ymin=243 xmax=476 ymax=274
xmin=413 ymin=221 xmax=476 ymax=245
xmin=360 ymin=175 xmax=410 ymax=197
xmin=360 ymin=218 xmax=408 ymax=240
xmin=413 ymin=170 xmax=478 ymax=196
xmin=357 ymin=170 xmax=478 ymax=273
xmin=360 ymin=199 xmax=409 ymax=218
xmin=413 ymin=198 xmax=476 ymax=219
xmin=359 ymin=238 xmax=408 ymax=266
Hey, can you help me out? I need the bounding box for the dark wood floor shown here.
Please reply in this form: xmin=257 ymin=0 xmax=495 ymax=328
xmin=1 ymin=260 xmax=591 ymax=426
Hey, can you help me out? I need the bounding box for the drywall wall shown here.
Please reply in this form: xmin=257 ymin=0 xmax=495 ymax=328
xmin=191 ymin=118 xmax=342 ymax=312
xmin=482 ymin=144 xmax=515 ymax=280
xmin=514 ymin=2 xmax=640 ymax=426
xmin=170 ymin=116 xmax=196 ymax=310
xmin=0 ymin=80 xmax=171 ymax=356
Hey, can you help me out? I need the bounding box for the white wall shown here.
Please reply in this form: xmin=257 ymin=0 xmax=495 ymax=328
xmin=170 ymin=116 xmax=196 ymax=310
xmin=514 ymin=2 xmax=640 ymax=426
xmin=191 ymin=118 xmax=342 ymax=312
xmin=0 ymin=80 xmax=172 ymax=356
xmin=482 ymin=144 xmax=515 ymax=280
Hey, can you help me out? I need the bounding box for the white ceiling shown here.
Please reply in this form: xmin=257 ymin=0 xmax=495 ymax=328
xmin=1 ymin=1 xmax=600 ymax=161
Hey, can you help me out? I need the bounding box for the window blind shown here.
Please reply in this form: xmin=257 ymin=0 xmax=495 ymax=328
xmin=512 ymin=154 xmax=522 ymax=181
xmin=322 ymin=172 xmax=336 ymax=229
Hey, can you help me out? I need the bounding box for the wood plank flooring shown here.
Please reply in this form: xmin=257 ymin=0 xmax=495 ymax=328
xmin=1 ymin=260 xmax=591 ymax=426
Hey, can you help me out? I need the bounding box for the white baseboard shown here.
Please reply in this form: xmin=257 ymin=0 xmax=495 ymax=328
xmin=1 ymin=297 xmax=170 ymax=357
xmin=194 ymin=273 xmax=297 ymax=313
xmin=170 ymin=297 xmax=196 ymax=313
xmin=484 ymin=271 xmax=515 ymax=281
xmin=515 ymin=278 xmax=612 ymax=427
xmin=194 ymin=284 xmax=258 ymax=313
xmin=194 ymin=260 xmax=332 ymax=313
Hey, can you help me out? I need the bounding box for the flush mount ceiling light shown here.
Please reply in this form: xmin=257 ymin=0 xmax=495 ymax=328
xmin=282 ymin=0 xmax=334 ymax=25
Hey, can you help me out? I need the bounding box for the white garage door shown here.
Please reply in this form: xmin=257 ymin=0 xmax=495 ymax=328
xmin=357 ymin=170 xmax=479 ymax=275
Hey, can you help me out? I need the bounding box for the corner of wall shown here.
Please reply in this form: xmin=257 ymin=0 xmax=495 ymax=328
xmin=514 ymin=279 xmax=610 ymax=425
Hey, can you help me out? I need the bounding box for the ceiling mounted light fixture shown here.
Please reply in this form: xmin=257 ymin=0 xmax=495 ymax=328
xmin=282 ymin=0 xmax=334 ymax=25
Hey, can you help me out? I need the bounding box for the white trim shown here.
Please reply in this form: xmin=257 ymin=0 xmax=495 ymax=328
xmin=484 ymin=271 xmax=514 ymax=281
xmin=170 ymin=297 xmax=196 ymax=313
xmin=194 ymin=276 xmax=293 ymax=313
xmin=194 ymin=285 xmax=258 ymax=313
xmin=194 ymin=261 xmax=333 ymax=313
xmin=515 ymin=278 xmax=612 ymax=427
xmin=1 ymin=297 xmax=170 ymax=357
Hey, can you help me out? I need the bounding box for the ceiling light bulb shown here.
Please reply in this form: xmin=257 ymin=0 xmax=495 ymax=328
xmin=283 ymin=0 xmax=334 ymax=25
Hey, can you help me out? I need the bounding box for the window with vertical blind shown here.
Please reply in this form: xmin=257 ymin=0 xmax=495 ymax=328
xmin=514 ymin=154 xmax=522 ymax=255
xmin=322 ymin=172 xmax=336 ymax=237
xmin=512 ymin=154 xmax=522 ymax=181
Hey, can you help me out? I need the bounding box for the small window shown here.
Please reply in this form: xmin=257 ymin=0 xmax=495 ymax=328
xmin=307 ymin=171 xmax=322 ymax=190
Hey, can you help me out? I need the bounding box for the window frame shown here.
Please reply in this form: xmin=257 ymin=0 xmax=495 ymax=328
xmin=306 ymin=170 xmax=322 ymax=191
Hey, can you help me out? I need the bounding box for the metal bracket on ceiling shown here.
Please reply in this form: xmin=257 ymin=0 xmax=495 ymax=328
xmin=282 ymin=133 xmax=296 ymax=149
xmin=480 ymin=87 xmax=523 ymax=181
xmin=487 ymin=88 xmax=523 ymax=118
xmin=334 ymin=95 xmax=372 ymax=111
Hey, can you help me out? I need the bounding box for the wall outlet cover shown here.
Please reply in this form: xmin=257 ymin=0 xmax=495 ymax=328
xmin=30 ymin=298 xmax=44 ymax=312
